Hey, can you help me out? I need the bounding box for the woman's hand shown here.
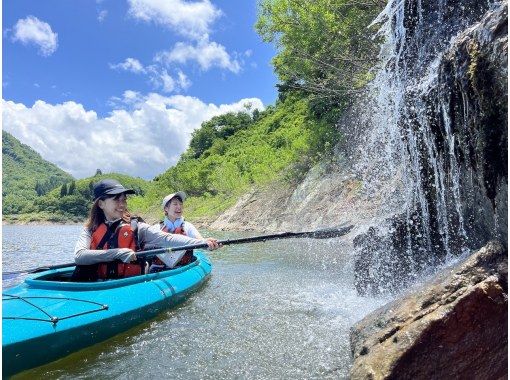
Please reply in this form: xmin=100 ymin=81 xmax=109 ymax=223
xmin=204 ymin=238 xmax=222 ymax=251
xmin=129 ymin=251 xmax=138 ymax=262
xmin=117 ymin=248 xmax=137 ymax=262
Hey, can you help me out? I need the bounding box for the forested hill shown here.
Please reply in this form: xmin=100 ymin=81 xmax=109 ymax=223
xmin=2 ymin=131 xmax=74 ymax=215
xmin=3 ymin=131 xmax=151 ymax=223
xmin=129 ymin=95 xmax=340 ymax=221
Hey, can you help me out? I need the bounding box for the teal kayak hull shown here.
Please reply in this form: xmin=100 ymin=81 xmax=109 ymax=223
xmin=2 ymin=251 xmax=212 ymax=378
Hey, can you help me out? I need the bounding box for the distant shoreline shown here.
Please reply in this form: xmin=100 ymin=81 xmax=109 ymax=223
xmin=3 ymin=220 xmax=84 ymax=226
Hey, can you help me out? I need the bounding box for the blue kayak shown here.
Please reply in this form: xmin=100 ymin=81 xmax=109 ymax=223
xmin=2 ymin=251 xmax=212 ymax=378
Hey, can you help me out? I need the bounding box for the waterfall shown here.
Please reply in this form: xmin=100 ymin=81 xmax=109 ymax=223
xmin=353 ymin=0 xmax=507 ymax=294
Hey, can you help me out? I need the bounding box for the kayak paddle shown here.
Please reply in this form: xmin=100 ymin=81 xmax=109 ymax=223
xmin=139 ymin=223 xmax=354 ymax=258
xmin=2 ymin=224 xmax=353 ymax=279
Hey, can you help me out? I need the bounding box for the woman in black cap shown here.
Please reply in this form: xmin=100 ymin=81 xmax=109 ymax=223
xmin=72 ymin=179 xmax=220 ymax=281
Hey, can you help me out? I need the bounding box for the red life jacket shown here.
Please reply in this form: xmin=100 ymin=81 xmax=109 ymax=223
xmin=91 ymin=221 xmax=142 ymax=279
xmin=72 ymin=219 xmax=143 ymax=281
xmin=91 ymin=222 xmax=137 ymax=250
xmin=158 ymin=222 xmax=193 ymax=266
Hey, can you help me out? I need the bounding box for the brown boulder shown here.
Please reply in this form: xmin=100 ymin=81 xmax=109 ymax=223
xmin=350 ymin=241 xmax=508 ymax=379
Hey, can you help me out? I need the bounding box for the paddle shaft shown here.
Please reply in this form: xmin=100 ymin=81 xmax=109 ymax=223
xmin=140 ymin=225 xmax=353 ymax=257
xmin=3 ymin=225 xmax=353 ymax=277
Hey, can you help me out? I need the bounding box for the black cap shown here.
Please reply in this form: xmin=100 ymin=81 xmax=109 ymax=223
xmin=93 ymin=179 xmax=135 ymax=200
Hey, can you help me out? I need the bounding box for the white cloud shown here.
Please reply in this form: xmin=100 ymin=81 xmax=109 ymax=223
xmin=110 ymin=58 xmax=146 ymax=73
xmin=159 ymin=70 xmax=176 ymax=92
xmin=146 ymin=67 xmax=192 ymax=93
xmin=156 ymin=39 xmax=241 ymax=73
xmin=123 ymin=90 xmax=142 ymax=102
xmin=97 ymin=10 xmax=108 ymax=22
xmin=12 ymin=16 xmax=58 ymax=56
xmin=108 ymin=90 xmax=145 ymax=108
xmin=176 ymin=70 xmax=191 ymax=90
xmin=109 ymin=60 xmax=192 ymax=94
xmin=2 ymin=96 xmax=264 ymax=179
xmin=127 ymin=0 xmax=221 ymax=40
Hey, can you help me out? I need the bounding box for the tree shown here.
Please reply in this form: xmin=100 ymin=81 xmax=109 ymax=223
xmin=35 ymin=181 xmax=44 ymax=196
xmin=256 ymin=0 xmax=384 ymax=113
xmin=88 ymin=181 xmax=94 ymax=198
xmin=189 ymin=112 xmax=255 ymax=158
xmin=60 ymin=184 xmax=67 ymax=197
xmin=189 ymin=123 xmax=217 ymax=159
xmin=95 ymin=169 xmax=102 ymax=176
xmin=68 ymin=181 xmax=76 ymax=195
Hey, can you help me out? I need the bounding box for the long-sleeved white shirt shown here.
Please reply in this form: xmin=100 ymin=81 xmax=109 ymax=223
xmin=74 ymin=222 xmax=205 ymax=265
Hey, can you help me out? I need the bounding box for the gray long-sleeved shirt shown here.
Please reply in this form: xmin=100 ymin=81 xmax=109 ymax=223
xmin=74 ymin=222 xmax=205 ymax=265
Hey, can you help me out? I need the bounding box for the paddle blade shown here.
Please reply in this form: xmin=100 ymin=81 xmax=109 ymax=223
xmin=310 ymin=225 xmax=354 ymax=239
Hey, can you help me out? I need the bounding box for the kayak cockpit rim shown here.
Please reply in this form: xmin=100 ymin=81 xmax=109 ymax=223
xmin=22 ymin=251 xmax=212 ymax=291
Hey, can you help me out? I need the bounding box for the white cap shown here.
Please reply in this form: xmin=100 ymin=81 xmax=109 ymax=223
xmin=161 ymin=191 xmax=186 ymax=209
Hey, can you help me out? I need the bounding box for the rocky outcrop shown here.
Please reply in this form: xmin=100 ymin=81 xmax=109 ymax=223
xmin=208 ymin=156 xmax=388 ymax=233
xmin=417 ymin=1 xmax=508 ymax=250
xmin=441 ymin=2 xmax=508 ymax=247
xmin=350 ymin=241 xmax=508 ymax=379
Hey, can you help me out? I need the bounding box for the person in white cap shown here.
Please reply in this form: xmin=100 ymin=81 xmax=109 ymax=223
xmin=149 ymin=191 xmax=205 ymax=272
xmin=159 ymin=191 xmax=202 ymax=238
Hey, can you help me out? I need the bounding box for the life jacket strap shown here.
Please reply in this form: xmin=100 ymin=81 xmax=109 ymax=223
xmin=96 ymin=220 xmax=121 ymax=249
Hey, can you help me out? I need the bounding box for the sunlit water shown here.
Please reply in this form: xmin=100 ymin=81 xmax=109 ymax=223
xmin=3 ymin=225 xmax=390 ymax=379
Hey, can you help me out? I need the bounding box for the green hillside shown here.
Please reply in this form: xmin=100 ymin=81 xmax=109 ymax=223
xmin=4 ymin=171 xmax=151 ymax=224
xmin=2 ymin=131 xmax=74 ymax=215
xmin=128 ymin=95 xmax=339 ymax=221
xmin=2 ymin=131 xmax=151 ymax=223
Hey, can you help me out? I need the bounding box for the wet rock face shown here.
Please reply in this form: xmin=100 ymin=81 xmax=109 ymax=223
xmin=401 ymin=0 xmax=491 ymax=78
xmin=350 ymin=241 xmax=508 ymax=379
xmin=354 ymin=213 xmax=442 ymax=295
xmin=354 ymin=1 xmax=507 ymax=294
xmin=427 ymin=2 xmax=508 ymax=248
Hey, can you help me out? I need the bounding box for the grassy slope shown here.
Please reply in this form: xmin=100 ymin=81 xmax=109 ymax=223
xmin=129 ymin=97 xmax=328 ymax=222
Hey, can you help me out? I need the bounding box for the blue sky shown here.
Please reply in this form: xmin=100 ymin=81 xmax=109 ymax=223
xmin=3 ymin=0 xmax=278 ymax=179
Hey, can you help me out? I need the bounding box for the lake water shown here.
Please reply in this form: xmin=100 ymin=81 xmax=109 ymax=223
xmin=3 ymin=225 xmax=389 ymax=379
